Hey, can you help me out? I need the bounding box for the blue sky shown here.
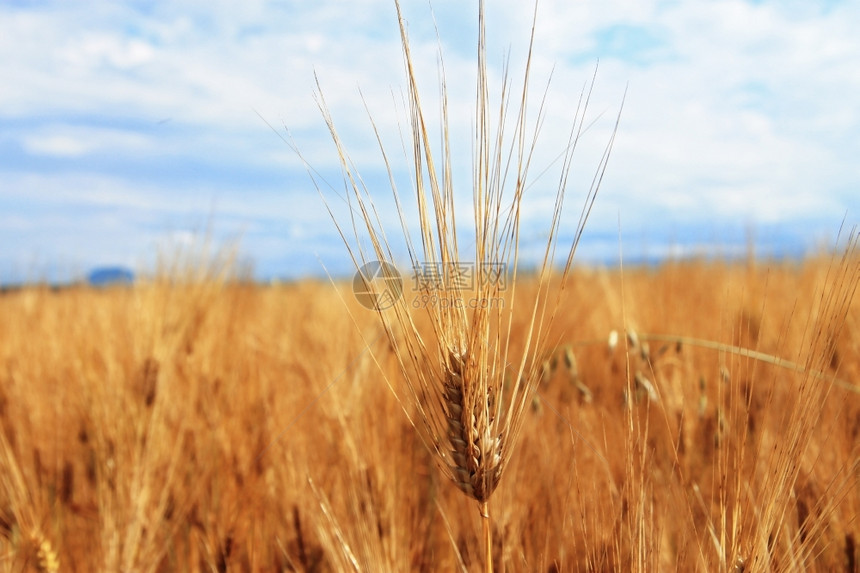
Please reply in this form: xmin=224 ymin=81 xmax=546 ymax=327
xmin=2 ymin=0 xmax=858 ymax=284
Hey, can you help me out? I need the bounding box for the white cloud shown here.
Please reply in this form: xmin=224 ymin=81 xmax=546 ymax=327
xmin=1 ymin=0 xmax=858 ymax=282
xmin=62 ymin=34 xmax=156 ymax=70
xmin=21 ymin=126 xmax=153 ymax=157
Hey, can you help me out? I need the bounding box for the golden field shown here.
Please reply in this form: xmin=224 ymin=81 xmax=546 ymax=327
xmin=0 ymin=255 xmax=858 ymax=572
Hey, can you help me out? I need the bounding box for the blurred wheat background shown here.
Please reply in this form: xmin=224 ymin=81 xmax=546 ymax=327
xmin=1 ymin=250 xmax=858 ymax=571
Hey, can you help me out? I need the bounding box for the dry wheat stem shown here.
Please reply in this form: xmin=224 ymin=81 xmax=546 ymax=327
xmin=553 ymin=330 xmax=860 ymax=394
xmin=636 ymin=332 xmax=860 ymax=394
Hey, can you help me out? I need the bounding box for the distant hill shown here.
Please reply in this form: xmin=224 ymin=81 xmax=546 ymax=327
xmin=87 ymin=266 xmax=134 ymax=287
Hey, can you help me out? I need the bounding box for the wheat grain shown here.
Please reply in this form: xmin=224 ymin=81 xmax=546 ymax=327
xmin=563 ymin=345 xmax=593 ymax=403
xmin=32 ymin=532 xmax=60 ymax=573
xmin=608 ymin=329 xmax=619 ymax=355
xmin=633 ymin=370 xmax=657 ymax=403
xmin=444 ymin=346 xmax=503 ymax=503
xmin=626 ymin=328 xmax=640 ymax=351
xmin=563 ymin=345 xmax=578 ymax=378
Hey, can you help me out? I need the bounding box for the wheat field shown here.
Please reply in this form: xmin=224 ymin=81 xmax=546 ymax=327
xmin=0 ymin=251 xmax=858 ymax=571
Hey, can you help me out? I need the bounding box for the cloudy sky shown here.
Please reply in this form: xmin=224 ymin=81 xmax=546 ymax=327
xmin=2 ymin=0 xmax=858 ymax=284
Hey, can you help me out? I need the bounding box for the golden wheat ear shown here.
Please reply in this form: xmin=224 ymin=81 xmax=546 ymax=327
xmin=314 ymin=1 xmax=621 ymax=571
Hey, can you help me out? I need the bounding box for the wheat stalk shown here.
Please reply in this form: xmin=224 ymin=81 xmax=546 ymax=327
xmin=310 ymin=1 xmax=620 ymax=570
